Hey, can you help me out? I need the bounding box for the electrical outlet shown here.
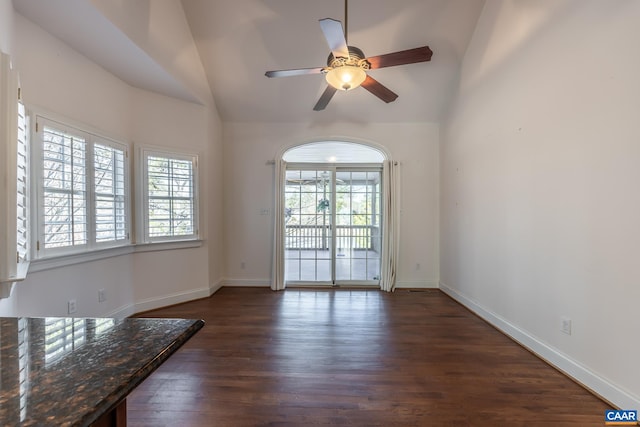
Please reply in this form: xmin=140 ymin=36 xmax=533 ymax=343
xmin=241 ymin=261 xmax=246 ymax=269
xmin=561 ymin=317 xmax=572 ymax=335
xmin=98 ymin=289 xmax=106 ymax=303
xmin=68 ymin=299 xmax=77 ymax=314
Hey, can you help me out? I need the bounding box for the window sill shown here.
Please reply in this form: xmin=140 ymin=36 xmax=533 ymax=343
xmin=134 ymin=239 xmax=203 ymax=253
xmin=0 ymin=262 xmax=30 ymax=298
xmin=29 ymin=240 xmax=203 ymax=273
xmin=0 ymin=262 xmax=29 ymax=284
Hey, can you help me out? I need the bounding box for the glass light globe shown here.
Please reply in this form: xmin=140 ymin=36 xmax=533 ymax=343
xmin=325 ymin=66 xmax=367 ymax=91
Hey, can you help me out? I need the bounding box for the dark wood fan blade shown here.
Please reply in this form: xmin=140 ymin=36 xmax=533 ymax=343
xmin=313 ymin=85 xmax=338 ymax=111
xmin=361 ymin=75 xmax=398 ymax=103
xmin=319 ymin=18 xmax=349 ymax=59
xmin=265 ymin=67 xmax=325 ymax=78
xmin=367 ymin=46 xmax=433 ymax=69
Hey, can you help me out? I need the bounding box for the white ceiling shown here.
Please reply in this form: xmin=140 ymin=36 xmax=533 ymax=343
xmin=13 ymin=0 xmax=486 ymax=123
xmin=183 ymin=0 xmax=485 ymax=123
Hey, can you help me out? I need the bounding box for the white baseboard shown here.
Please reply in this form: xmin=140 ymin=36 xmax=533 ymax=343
xmin=107 ymin=303 xmax=135 ymax=318
xmin=210 ymin=279 xmax=224 ymax=294
xmin=107 ymin=283 xmax=221 ymax=318
xmin=221 ymin=278 xmax=271 ymax=287
xmin=439 ymin=281 xmax=640 ymax=411
xmin=395 ymin=280 xmax=439 ymax=289
xmin=133 ymin=286 xmax=212 ymax=314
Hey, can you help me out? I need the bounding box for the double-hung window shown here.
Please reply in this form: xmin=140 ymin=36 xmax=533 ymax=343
xmin=140 ymin=148 xmax=199 ymax=243
xmin=34 ymin=116 xmax=130 ymax=258
xmin=93 ymin=142 xmax=127 ymax=243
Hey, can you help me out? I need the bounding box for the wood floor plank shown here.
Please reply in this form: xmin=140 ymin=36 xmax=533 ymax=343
xmin=128 ymin=288 xmax=610 ymax=426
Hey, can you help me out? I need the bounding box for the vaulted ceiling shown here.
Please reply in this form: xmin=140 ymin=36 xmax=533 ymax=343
xmin=14 ymin=0 xmax=486 ymax=123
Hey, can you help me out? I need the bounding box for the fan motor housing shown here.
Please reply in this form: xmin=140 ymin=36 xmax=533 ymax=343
xmin=327 ymin=46 xmax=370 ymax=69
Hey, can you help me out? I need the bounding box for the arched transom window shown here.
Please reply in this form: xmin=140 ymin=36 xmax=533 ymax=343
xmin=283 ymin=141 xmax=386 ymax=163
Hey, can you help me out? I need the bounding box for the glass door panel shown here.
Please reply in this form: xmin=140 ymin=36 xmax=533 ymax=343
xmin=335 ymin=171 xmax=381 ymax=282
xmin=285 ymin=169 xmax=332 ymax=283
xmin=284 ymin=168 xmax=381 ymax=285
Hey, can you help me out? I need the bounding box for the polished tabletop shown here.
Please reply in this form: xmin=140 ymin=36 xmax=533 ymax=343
xmin=0 ymin=316 xmax=204 ymax=426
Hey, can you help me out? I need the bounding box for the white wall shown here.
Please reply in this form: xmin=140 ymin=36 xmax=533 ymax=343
xmin=222 ymin=122 xmax=439 ymax=288
xmin=0 ymin=0 xmax=12 ymax=54
xmin=0 ymin=5 xmax=223 ymax=317
xmin=129 ymin=88 xmax=214 ymax=307
xmin=16 ymin=13 xmax=131 ymax=140
xmin=441 ymin=0 xmax=640 ymax=410
xmin=12 ymin=258 xmax=135 ymax=317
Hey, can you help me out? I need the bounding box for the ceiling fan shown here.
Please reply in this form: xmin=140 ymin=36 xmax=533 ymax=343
xmin=265 ymin=0 xmax=433 ymax=111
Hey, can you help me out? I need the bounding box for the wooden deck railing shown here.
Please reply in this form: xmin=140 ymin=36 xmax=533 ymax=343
xmin=285 ymin=224 xmax=380 ymax=250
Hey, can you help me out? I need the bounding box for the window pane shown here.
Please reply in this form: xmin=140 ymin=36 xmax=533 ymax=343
xmin=42 ymin=126 xmax=87 ymax=248
xmin=36 ymin=117 xmax=130 ymax=258
xmin=146 ymin=153 xmax=196 ymax=240
xmin=94 ymin=143 xmax=126 ymax=242
xmin=148 ymin=156 xmax=170 ymax=197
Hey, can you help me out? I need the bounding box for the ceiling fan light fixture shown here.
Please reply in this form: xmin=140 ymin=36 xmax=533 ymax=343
xmin=325 ymin=65 xmax=366 ymax=91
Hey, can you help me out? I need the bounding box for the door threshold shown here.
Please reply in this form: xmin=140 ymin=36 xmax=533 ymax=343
xmin=286 ymin=284 xmax=380 ymax=290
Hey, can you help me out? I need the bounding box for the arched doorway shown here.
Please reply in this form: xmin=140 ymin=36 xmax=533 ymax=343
xmin=281 ymin=141 xmax=387 ymax=287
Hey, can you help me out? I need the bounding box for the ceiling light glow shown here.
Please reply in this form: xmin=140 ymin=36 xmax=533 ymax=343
xmin=325 ymin=66 xmax=366 ymax=91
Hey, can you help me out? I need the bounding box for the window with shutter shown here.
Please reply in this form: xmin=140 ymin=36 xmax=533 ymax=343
xmin=41 ymin=125 xmax=88 ymax=249
xmin=34 ymin=116 xmax=131 ymax=258
xmin=142 ymin=149 xmax=199 ymax=242
xmin=94 ymin=143 xmax=126 ymax=243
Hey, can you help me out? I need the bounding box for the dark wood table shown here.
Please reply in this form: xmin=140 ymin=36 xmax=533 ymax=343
xmin=0 ymin=316 xmax=204 ymax=426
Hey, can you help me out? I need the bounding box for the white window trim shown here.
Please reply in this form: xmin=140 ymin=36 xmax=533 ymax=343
xmin=20 ymin=117 xmax=203 ymax=274
xmin=137 ymin=145 xmax=201 ymax=244
xmin=31 ymin=112 xmax=132 ymax=260
xmin=2 ymin=102 xmax=205 ymax=277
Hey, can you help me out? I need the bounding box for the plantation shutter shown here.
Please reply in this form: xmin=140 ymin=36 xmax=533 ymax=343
xmin=41 ymin=124 xmax=88 ymax=250
xmin=146 ymin=154 xmax=196 ymax=239
xmin=0 ymin=51 xmax=20 ymax=288
xmin=94 ymin=143 xmax=126 ymax=243
xmin=16 ymin=100 xmax=28 ymax=262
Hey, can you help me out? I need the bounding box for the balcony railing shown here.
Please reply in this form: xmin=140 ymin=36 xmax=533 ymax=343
xmin=285 ymin=224 xmax=380 ymax=251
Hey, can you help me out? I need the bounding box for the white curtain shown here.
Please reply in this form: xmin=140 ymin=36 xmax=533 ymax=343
xmin=380 ymin=160 xmax=400 ymax=292
xmin=271 ymin=159 xmax=287 ymax=290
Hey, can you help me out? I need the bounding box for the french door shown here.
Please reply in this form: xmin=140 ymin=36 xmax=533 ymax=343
xmin=284 ymin=166 xmax=381 ymax=286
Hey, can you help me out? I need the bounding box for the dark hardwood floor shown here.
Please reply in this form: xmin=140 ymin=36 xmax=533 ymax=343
xmin=127 ymin=287 xmax=609 ymax=426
